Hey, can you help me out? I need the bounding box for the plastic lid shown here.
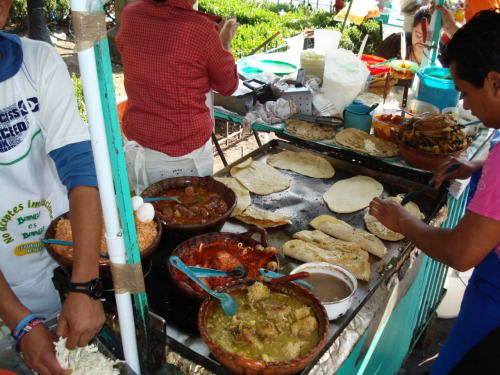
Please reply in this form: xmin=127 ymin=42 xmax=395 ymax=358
xmin=352 ymin=100 xmax=363 ymax=105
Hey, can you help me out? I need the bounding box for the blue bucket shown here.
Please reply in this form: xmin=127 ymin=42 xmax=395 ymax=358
xmin=415 ymin=67 xmax=460 ymax=111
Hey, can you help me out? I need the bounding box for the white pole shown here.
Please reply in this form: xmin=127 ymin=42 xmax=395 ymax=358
xmin=69 ymin=1 xmax=141 ymax=373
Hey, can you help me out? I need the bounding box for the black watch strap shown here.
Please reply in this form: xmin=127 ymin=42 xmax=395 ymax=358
xmin=69 ymin=278 xmax=104 ymax=299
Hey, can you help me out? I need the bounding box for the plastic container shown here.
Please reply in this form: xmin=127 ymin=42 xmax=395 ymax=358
xmin=373 ymin=110 xmax=406 ymax=143
xmin=300 ymin=49 xmax=326 ymax=82
xmin=314 ymin=29 xmax=341 ymax=53
xmin=360 ymin=54 xmax=391 ymax=77
xmin=415 ymin=67 xmax=460 ymax=111
xmin=390 ymin=60 xmax=419 ymax=80
xmin=406 ymin=99 xmax=440 ymax=115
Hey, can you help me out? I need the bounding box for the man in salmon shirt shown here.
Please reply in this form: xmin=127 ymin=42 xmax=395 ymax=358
xmin=370 ymin=10 xmax=500 ymax=374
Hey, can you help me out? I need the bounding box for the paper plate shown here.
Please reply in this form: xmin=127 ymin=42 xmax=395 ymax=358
xmin=248 ymin=59 xmax=298 ymax=76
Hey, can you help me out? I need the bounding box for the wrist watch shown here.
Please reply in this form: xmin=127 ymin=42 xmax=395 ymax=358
xmin=69 ymin=278 xmax=104 ymax=299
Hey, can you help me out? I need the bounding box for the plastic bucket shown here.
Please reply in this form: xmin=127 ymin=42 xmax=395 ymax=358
xmin=314 ymin=29 xmax=341 ymax=53
xmin=415 ymin=67 xmax=460 ymax=111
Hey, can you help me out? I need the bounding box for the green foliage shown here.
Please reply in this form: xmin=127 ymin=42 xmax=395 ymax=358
xmin=71 ymin=73 xmax=87 ymax=123
xmin=8 ymin=0 xmax=71 ymax=29
xmin=199 ymin=0 xmax=382 ymax=59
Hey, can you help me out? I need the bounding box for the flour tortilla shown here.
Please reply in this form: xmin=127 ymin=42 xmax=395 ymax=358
xmin=310 ymin=215 xmax=387 ymax=258
xmin=266 ymin=151 xmax=335 ymax=178
xmin=293 ymin=230 xmax=368 ymax=260
xmin=285 ymin=118 xmax=336 ymax=140
xmin=230 ymin=158 xmax=290 ymax=195
xmin=283 ymin=239 xmax=370 ymax=281
xmin=335 ymin=128 xmax=399 ymax=158
xmin=323 ymin=175 xmax=383 ymax=213
xmin=235 ymin=205 xmax=292 ymax=228
xmin=213 ymin=177 xmax=251 ymax=217
xmin=364 ymin=196 xmax=425 ymax=241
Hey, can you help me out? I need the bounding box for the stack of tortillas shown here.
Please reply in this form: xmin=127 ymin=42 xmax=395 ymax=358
xmin=364 ymin=196 xmax=424 ymax=241
xmin=310 ymin=215 xmax=387 ymax=258
xmin=335 ymin=128 xmax=399 ymax=158
xmin=234 ymin=206 xmax=292 ymax=228
xmin=266 ymin=150 xmax=335 ymax=178
xmin=214 ymin=175 xmax=291 ymax=227
xmin=213 ymin=177 xmax=251 ymax=217
xmin=323 ymin=175 xmax=383 ymax=213
xmin=230 ymin=158 xmax=290 ymax=195
xmin=285 ymin=118 xmax=336 ymax=140
xmin=283 ymin=229 xmax=371 ymax=281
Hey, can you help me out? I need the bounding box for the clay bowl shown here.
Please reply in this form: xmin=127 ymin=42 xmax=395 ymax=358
xmin=168 ymin=227 xmax=280 ymax=301
xmin=141 ymin=176 xmax=237 ymax=244
xmin=198 ymin=279 xmax=329 ymax=375
xmin=43 ymin=212 xmax=162 ymax=278
xmin=398 ymin=141 xmax=471 ymax=171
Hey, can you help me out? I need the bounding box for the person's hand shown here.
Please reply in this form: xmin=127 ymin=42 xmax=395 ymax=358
xmin=430 ymin=157 xmax=477 ymax=188
xmin=434 ymin=4 xmax=460 ymax=36
xmin=369 ymin=197 xmax=411 ymax=233
xmin=55 ymin=292 xmax=105 ymax=349
xmin=219 ymin=15 xmax=239 ymax=51
xmin=19 ymin=324 xmax=71 ymax=375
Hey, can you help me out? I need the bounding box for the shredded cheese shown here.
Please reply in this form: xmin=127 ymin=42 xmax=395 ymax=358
xmin=54 ymin=337 xmax=121 ymax=375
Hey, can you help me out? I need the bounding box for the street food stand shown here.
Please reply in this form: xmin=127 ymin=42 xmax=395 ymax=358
xmin=3 ymin=1 xmax=494 ymax=374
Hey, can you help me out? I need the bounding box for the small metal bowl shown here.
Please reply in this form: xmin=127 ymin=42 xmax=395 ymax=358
xmin=291 ymin=262 xmax=357 ymax=321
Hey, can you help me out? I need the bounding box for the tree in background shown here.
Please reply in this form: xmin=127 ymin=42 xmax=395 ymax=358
xmin=27 ymin=0 xmax=52 ymax=44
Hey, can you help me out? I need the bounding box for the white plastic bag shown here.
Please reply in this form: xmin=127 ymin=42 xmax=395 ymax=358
xmin=322 ymin=48 xmax=370 ymax=112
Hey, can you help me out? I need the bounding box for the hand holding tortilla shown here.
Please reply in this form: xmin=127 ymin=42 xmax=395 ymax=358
xmin=364 ymin=196 xmax=424 ymax=241
xmin=323 ymin=175 xmax=383 ymax=213
xmin=230 ymin=157 xmax=290 ymax=195
xmin=267 ymin=151 xmax=335 ymax=178
xmin=335 ymin=128 xmax=400 ymax=158
xmin=310 ymin=215 xmax=387 ymax=258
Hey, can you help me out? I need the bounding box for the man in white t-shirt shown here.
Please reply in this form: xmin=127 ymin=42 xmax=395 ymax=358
xmin=0 ymin=0 xmax=105 ymax=374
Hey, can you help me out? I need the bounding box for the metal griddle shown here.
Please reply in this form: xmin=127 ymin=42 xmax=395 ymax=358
xmin=144 ymin=139 xmax=448 ymax=374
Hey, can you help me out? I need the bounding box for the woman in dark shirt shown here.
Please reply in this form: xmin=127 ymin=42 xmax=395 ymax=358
xmin=376 ymin=6 xmax=431 ymax=66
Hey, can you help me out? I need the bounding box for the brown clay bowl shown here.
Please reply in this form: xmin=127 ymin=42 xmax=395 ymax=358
xmin=198 ymin=279 xmax=330 ymax=375
xmin=168 ymin=227 xmax=280 ymax=301
xmin=140 ymin=176 xmax=237 ymax=244
xmin=43 ymin=212 xmax=162 ymax=278
xmin=398 ymin=141 xmax=471 ymax=171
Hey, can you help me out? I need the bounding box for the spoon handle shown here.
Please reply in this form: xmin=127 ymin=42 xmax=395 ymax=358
xmin=269 ymin=272 xmax=310 ymax=284
xmin=259 ymin=269 xmax=313 ymax=290
xmin=40 ymin=238 xmax=73 ymax=246
xmin=170 ymin=256 xmax=225 ymax=298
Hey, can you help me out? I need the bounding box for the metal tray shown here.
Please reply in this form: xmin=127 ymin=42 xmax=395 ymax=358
xmin=145 ymin=139 xmax=448 ymax=374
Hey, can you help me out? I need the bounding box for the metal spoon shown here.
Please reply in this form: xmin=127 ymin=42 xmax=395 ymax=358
xmin=401 ymin=164 xmax=460 ymax=205
xmin=170 ymin=256 xmax=238 ymax=315
xmin=187 ymin=264 xmax=247 ymax=279
xmin=364 ymin=103 xmax=379 ymax=115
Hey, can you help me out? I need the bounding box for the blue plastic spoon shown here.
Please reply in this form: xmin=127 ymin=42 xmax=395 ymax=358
xmin=187 ymin=265 xmax=247 ymax=279
xmin=170 ymin=256 xmax=238 ymax=315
